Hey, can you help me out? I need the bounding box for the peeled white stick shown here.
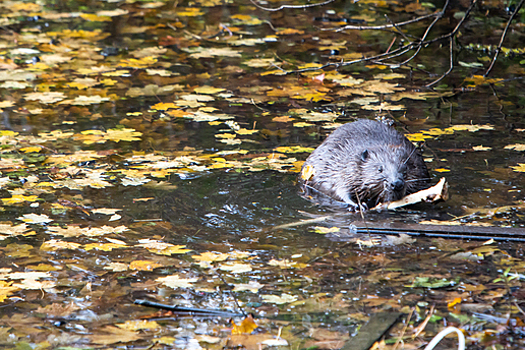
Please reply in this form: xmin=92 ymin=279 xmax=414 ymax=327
xmin=424 ymin=326 xmax=465 ymax=350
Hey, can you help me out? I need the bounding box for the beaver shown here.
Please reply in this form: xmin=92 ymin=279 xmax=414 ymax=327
xmin=300 ymin=119 xmax=430 ymax=211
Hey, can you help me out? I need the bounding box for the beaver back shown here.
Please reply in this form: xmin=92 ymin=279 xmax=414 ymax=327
xmin=300 ymin=119 xmax=429 ymax=209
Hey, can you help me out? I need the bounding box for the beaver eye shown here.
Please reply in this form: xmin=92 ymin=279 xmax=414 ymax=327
xmin=378 ymin=166 xmax=383 ymax=173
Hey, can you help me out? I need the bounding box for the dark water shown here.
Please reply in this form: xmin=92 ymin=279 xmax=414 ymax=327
xmin=1 ymin=0 xmax=525 ymax=348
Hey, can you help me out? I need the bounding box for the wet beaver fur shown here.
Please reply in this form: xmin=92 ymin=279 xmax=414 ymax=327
xmin=300 ymin=119 xmax=430 ymax=211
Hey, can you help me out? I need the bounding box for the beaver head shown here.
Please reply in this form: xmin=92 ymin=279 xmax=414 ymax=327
xmin=353 ymin=145 xmax=414 ymax=207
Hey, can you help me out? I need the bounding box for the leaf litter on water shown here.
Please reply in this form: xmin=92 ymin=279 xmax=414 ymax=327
xmin=0 ymin=0 xmax=523 ymax=348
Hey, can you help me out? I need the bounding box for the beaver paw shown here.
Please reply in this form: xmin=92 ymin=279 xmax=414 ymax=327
xmin=348 ymin=202 xmax=368 ymax=212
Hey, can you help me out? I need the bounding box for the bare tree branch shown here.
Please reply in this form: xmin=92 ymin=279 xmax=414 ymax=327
xmin=426 ymin=37 xmax=454 ymax=87
xmin=328 ymin=12 xmax=439 ymax=32
xmin=249 ymin=0 xmax=338 ymax=12
xmin=485 ymin=0 xmax=525 ymax=77
xmin=257 ymin=0 xmax=509 ymax=86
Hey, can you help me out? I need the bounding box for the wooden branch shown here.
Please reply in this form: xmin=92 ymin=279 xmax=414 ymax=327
xmin=485 ymin=0 xmax=525 ymax=76
xmin=249 ymin=0 xmax=337 ymax=12
xmin=330 ymin=12 xmax=439 ymax=32
xmin=134 ymin=299 xmax=245 ymax=317
xmin=426 ymin=37 xmax=454 ymax=87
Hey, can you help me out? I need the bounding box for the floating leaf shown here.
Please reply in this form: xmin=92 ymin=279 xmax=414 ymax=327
xmin=17 ymin=214 xmax=53 ymax=225
xmin=156 ymin=275 xmax=198 ymax=289
xmin=219 ymin=263 xmax=252 ymax=273
xmin=233 ymin=281 xmax=264 ymax=293
xmin=136 ymin=239 xmax=191 ymax=255
xmin=40 ymin=239 xmax=81 ymax=251
xmin=90 ymin=326 xmax=141 ymax=345
xmin=231 ymin=315 xmax=258 ymax=335
xmin=116 ymin=320 xmax=159 ymax=331
xmin=129 ymin=260 xmax=162 ymax=271
xmin=261 ymin=293 xmax=298 ymax=304
xmin=504 ymin=144 xmax=525 ymax=151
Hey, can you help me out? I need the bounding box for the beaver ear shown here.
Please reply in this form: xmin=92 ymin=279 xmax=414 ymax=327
xmin=361 ymin=150 xmax=369 ymax=161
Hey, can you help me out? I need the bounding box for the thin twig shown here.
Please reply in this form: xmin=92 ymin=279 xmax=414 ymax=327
xmin=485 ymin=0 xmax=525 ymax=76
xmin=384 ymin=14 xmax=410 ymax=43
xmin=425 ymin=0 xmax=478 ymax=46
xmin=330 ymin=12 xmax=439 ymax=32
xmin=263 ymin=20 xmax=277 ymax=32
xmin=385 ymin=36 xmax=396 ymax=54
xmin=393 ymin=308 xmax=414 ymax=350
xmin=395 ymin=0 xmax=450 ymax=68
xmin=249 ymin=0 xmax=337 ymax=12
xmin=426 ymin=37 xmax=454 ymax=87
xmin=354 ymin=190 xmax=370 ymax=237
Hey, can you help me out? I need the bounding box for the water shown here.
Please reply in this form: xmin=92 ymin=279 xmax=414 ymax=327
xmin=0 ymin=0 xmax=525 ymax=348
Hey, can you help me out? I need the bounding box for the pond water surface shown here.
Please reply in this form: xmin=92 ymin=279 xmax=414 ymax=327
xmin=0 ymin=0 xmax=525 ymax=349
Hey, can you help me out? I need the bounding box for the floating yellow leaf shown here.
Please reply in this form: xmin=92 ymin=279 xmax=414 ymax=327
xmin=192 ymin=251 xmax=230 ymax=262
xmin=235 ymin=128 xmax=258 ymax=135
xmin=69 ymin=95 xmax=110 ymax=105
xmin=504 ymin=144 xmax=525 ymax=151
xmin=0 ymin=130 xmax=18 ymax=137
xmin=2 ymin=195 xmax=39 ymax=205
xmin=176 ymin=7 xmax=204 ymax=16
xmin=434 ymin=168 xmax=450 ymax=173
xmin=268 ymin=258 xmax=308 ymax=269
xmin=405 ymin=133 xmax=434 ymax=142
xmin=92 ymin=208 xmax=121 ymax=215
xmin=0 ymin=281 xmax=20 ymax=302
xmin=446 ymin=124 xmax=494 ymax=132
xmin=129 ymin=260 xmax=162 ymax=271
xmin=0 ymin=223 xmax=34 ymax=238
xmin=292 ymin=92 xmax=331 ymax=102
xmin=233 ymin=281 xmax=264 ymax=293
xmin=277 ymin=28 xmax=304 ymax=35
xmin=272 ymin=116 xmax=294 ymax=122
xmin=312 ymin=226 xmax=340 ymax=234
xmin=260 ymin=69 xmax=287 ymax=76
xmin=104 ymin=262 xmax=128 ymax=272
xmin=219 ymin=263 xmax=252 ymax=273
xmin=19 ymin=146 xmax=42 ymax=153
xmin=136 ymin=239 xmax=191 ymax=255
xmin=294 ymin=122 xmax=314 ymax=128
xmin=244 ymin=58 xmax=276 ymax=67
xmin=156 ymin=275 xmax=198 ymax=289
xmin=231 ymin=315 xmax=258 ymax=335
xmin=90 ymin=325 xmax=141 ymax=345
xmin=116 ymin=320 xmax=159 ymax=331
xmin=300 ymin=164 xmax=315 ymax=181
xmin=17 ymin=213 xmax=53 ymax=225
xmin=274 ymin=146 xmax=314 ymax=154
xmin=41 ymin=239 xmax=81 ymax=251
xmin=510 ymin=164 xmax=525 ymax=172
xmin=194 ymin=86 xmax=225 ymax=94
xmin=464 ymin=75 xmax=504 ymax=87
xmin=261 ymin=293 xmax=298 ymax=304
xmin=231 ymin=14 xmax=263 ymax=25
xmin=216 ymin=133 xmax=236 ymax=139
xmin=151 ymin=102 xmax=178 ymax=111
xmin=156 ymin=337 xmax=176 ymax=345
xmin=24 ymin=92 xmax=66 ymax=104
xmin=184 ymin=47 xmax=242 ymax=59
xmin=118 ymin=57 xmax=158 ymax=69
xmin=80 ymin=13 xmax=111 ymax=22
xmin=84 ymin=243 xmax=127 ymax=251
xmin=47 ymin=28 xmax=110 ymax=39
xmin=473 ymin=145 xmax=491 ymax=151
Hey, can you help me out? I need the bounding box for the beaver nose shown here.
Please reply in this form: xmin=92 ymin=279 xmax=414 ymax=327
xmin=391 ymin=179 xmax=404 ymax=191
